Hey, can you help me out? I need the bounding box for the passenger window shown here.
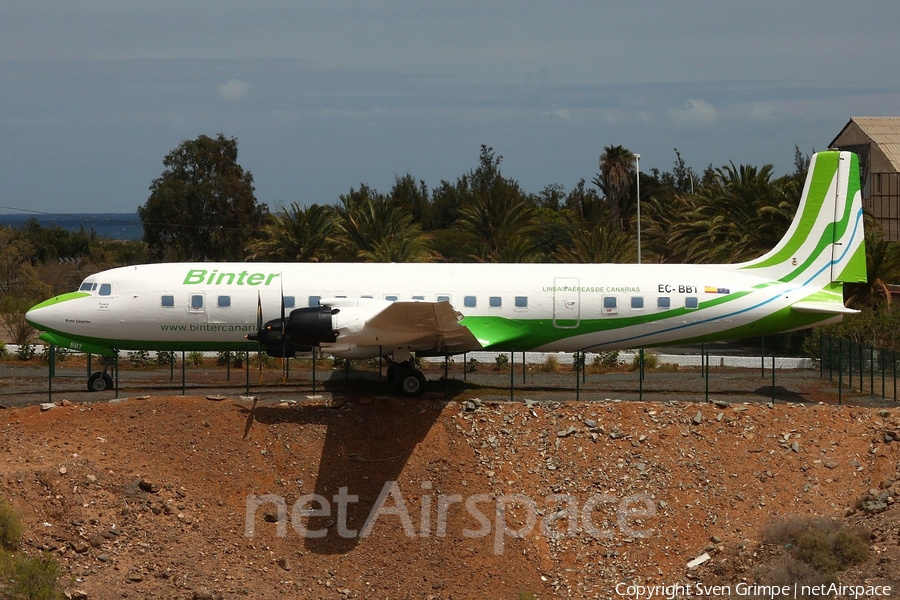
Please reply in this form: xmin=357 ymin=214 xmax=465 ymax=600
xmin=602 ymin=296 xmax=618 ymax=314
xmin=657 ymin=296 xmax=671 ymax=309
xmin=685 ymin=296 xmax=699 ymax=309
xmin=308 ymin=296 xmax=321 ymax=307
xmin=190 ymin=294 xmax=204 ymax=310
xmin=631 ymin=296 xmax=644 ymax=310
xmin=283 ymin=296 xmax=295 ymax=308
xmin=99 ymin=283 xmax=112 ymax=296
xmin=385 ymin=295 xmax=399 ymax=302
xmin=161 ymin=295 xmax=175 ymax=308
xmin=436 ymin=294 xmax=451 ymax=302
xmin=218 ymin=295 xmax=231 ymax=308
xmin=489 ymin=296 xmax=502 ymax=308
xmin=515 ymin=296 xmax=528 ymax=308
xmin=464 ymin=296 xmax=477 ymax=308
xmin=412 ymin=295 xmax=425 ymax=301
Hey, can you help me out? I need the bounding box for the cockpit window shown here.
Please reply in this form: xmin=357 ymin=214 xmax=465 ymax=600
xmin=79 ymin=282 xmax=98 ymax=293
xmin=98 ymin=283 xmax=112 ymax=296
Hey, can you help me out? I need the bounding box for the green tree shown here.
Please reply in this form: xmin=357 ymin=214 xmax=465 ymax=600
xmin=593 ymin=145 xmax=637 ymax=232
xmin=553 ymin=222 xmax=636 ymax=263
xmin=246 ymin=203 xmax=335 ymax=262
xmin=454 ymin=146 xmax=540 ymax=262
xmin=332 ymin=186 xmax=437 ymax=262
xmin=667 ymin=162 xmax=797 ymax=263
xmin=139 ymin=134 xmax=267 ymax=261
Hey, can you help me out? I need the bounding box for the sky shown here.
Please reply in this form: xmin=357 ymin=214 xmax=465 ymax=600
xmin=1 ymin=1 xmax=899 ymax=215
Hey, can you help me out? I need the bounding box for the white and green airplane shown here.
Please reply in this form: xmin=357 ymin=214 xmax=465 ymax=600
xmin=26 ymin=150 xmax=866 ymax=395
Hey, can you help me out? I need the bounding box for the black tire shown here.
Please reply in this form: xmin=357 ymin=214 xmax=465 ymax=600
xmin=395 ymin=368 xmax=426 ymax=397
xmin=87 ymin=372 xmax=113 ymax=392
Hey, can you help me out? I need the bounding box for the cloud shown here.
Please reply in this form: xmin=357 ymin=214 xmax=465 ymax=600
xmin=666 ymin=99 xmax=717 ymax=126
xmin=749 ymin=101 xmax=778 ymax=121
xmin=218 ymin=78 xmax=250 ymax=101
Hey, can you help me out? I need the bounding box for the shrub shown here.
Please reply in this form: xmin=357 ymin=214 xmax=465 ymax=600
xmin=763 ymin=516 xmax=870 ymax=575
xmin=0 ymin=499 xmax=23 ymax=550
xmin=156 ymin=350 xmax=176 ymax=366
xmin=593 ymin=351 xmax=620 ymax=368
xmin=15 ymin=343 xmax=35 ymax=361
xmin=217 ymin=351 xmax=243 ymax=368
xmin=185 ymin=351 xmax=205 ymax=367
xmin=538 ymin=354 xmax=560 ymax=372
xmin=631 ymin=350 xmax=658 ymax=371
xmin=753 ymin=555 xmax=835 ymax=599
xmin=494 ymin=353 xmax=509 ymax=371
xmin=0 ymin=341 xmax=7 ymax=359
xmin=795 ymin=527 xmax=869 ymax=574
xmin=464 ymin=358 xmax=479 ymax=373
xmin=0 ymin=550 xmax=64 ymax=600
xmin=128 ymin=349 xmax=151 ymax=368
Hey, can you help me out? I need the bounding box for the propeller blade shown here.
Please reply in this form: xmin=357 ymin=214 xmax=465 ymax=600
xmin=281 ymin=273 xmax=287 ymax=382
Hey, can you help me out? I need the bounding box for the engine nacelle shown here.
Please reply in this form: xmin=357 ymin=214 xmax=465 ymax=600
xmin=285 ymin=306 xmax=339 ymax=346
xmin=283 ymin=298 xmax=394 ymax=350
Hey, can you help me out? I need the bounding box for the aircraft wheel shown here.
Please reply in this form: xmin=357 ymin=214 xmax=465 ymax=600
xmin=87 ymin=372 xmax=114 ymax=392
xmin=395 ymin=368 xmax=426 ymax=397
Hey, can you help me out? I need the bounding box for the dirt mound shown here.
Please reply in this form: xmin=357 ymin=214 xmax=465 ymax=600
xmin=2 ymin=392 xmax=899 ymax=599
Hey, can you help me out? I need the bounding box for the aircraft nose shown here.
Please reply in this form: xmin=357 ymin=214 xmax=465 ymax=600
xmin=25 ymin=292 xmax=78 ymax=330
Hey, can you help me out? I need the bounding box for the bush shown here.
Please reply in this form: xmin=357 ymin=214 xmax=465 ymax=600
xmin=15 ymin=343 xmax=35 ymax=361
xmin=494 ymin=353 xmax=509 ymax=371
xmin=795 ymin=527 xmax=869 ymax=574
xmin=538 ymin=354 xmax=560 ymax=372
xmin=763 ymin=516 xmax=870 ymax=574
xmin=464 ymin=358 xmax=479 ymax=373
xmin=0 ymin=341 xmax=7 ymax=359
xmin=0 ymin=499 xmax=23 ymax=550
xmin=631 ymin=350 xmax=658 ymax=371
xmin=593 ymin=351 xmax=620 ymax=368
xmin=185 ymin=351 xmax=205 ymax=367
xmin=217 ymin=351 xmax=244 ymax=368
xmin=156 ymin=350 xmax=176 ymax=366
xmin=753 ymin=555 xmax=835 ymax=599
xmin=0 ymin=550 xmax=64 ymax=600
xmin=128 ymin=349 xmax=151 ymax=368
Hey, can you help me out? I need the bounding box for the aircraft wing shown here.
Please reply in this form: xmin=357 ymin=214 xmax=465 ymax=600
xmin=363 ymin=300 xmax=483 ymax=354
xmin=790 ymin=301 xmax=859 ymax=315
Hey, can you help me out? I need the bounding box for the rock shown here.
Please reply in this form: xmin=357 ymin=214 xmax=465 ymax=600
xmin=692 ymin=411 xmax=703 ymax=425
xmin=557 ymin=426 xmax=578 ymax=438
xmin=583 ymin=418 xmax=598 ymax=429
xmin=65 ymin=590 xmax=89 ymax=600
xmin=40 ymin=402 xmax=56 ymax=411
xmin=89 ymin=532 xmax=104 ymax=548
xmin=791 ymin=442 xmax=800 ymax=453
xmin=263 ymin=510 xmax=280 ymax=523
xmin=138 ymin=478 xmax=159 ymax=493
xmin=277 ymin=556 xmax=292 ymax=571
xmin=127 ymin=572 xmax=144 ymax=582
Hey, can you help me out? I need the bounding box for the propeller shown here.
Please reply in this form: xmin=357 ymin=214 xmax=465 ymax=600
xmin=281 ymin=274 xmax=288 ymax=382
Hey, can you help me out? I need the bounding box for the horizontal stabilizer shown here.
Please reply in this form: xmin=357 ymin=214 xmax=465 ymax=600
xmin=790 ymin=301 xmax=859 ymax=315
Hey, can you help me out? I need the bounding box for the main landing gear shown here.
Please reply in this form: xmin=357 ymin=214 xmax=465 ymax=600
xmin=87 ymin=370 xmax=113 ymax=392
xmin=386 ymin=359 xmax=427 ymax=397
xmin=87 ymin=363 xmax=113 ymax=392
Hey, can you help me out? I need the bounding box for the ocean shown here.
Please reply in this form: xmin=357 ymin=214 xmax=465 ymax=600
xmin=0 ymin=213 xmax=143 ymax=241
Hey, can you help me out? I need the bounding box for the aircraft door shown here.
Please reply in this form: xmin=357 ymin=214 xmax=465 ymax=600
xmin=552 ymin=277 xmax=580 ymax=329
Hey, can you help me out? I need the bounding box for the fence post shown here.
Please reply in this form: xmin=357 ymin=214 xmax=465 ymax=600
xmin=838 ymin=338 xmax=843 ymax=406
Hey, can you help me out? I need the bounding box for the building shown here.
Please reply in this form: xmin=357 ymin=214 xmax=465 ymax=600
xmin=830 ymin=117 xmax=900 ymax=241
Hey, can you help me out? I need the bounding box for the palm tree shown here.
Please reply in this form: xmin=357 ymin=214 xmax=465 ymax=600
xmin=845 ymin=230 xmax=900 ymax=307
xmin=553 ymin=222 xmax=636 ymax=263
xmin=245 ymin=202 xmax=335 ymax=262
xmin=593 ymin=145 xmax=636 ymax=232
xmin=455 ymin=191 xmax=540 ymax=262
xmin=667 ymin=162 xmax=798 ymax=263
xmin=333 ymin=190 xmax=438 ymax=262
